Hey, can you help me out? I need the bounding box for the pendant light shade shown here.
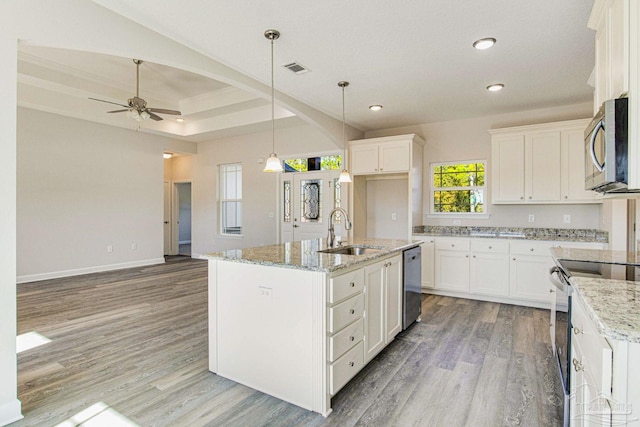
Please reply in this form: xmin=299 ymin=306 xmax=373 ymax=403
xmin=338 ymin=81 xmax=352 ymax=183
xmin=263 ymin=29 xmax=283 ymax=173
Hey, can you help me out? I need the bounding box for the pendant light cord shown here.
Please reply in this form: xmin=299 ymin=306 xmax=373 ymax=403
xmin=271 ymin=37 xmax=275 ymax=154
xmin=342 ymin=85 xmax=346 ymax=165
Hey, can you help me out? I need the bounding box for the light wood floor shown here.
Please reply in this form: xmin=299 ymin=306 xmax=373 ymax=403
xmin=14 ymin=257 xmax=563 ymax=426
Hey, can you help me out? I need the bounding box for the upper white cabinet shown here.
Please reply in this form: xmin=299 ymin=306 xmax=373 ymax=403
xmin=351 ymin=140 xmax=411 ymax=175
xmin=490 ymin=119 xmax=600 ymax=204
xmin=589 ymin=0 xmax=640 ymax=190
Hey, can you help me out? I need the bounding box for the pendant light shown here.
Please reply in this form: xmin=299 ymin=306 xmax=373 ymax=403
xmin=263 ymin=29 xmax=284 ymax=173
xmin=338 ymin=81 xmax=352 ymax=183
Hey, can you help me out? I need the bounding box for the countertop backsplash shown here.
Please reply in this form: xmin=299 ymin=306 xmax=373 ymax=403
xmin=412 ymin=225 xmax=608 ymax=243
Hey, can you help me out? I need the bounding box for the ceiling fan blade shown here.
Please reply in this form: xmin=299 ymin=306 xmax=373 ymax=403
xmin=89 ymin=97 xmax=130 ymax=108
xmin=147 ymin=108 xmax=182 ymax=115
xmin=148 ymin=112 xmax=163 ymax=121
xmin=107 ymin=109 xmax=129 ymax=113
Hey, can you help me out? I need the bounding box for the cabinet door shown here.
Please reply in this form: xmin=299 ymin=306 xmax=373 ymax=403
xmin=379 ymin=141 xmax=410 ymax=173
xmin=492 ymin=135 xmax=525 ymax=202
xmin=526 ymin=131 xmax=561 ymax=202
xmin=385 ymin=256 xmax=403 ymax=343
xmin=420 ymin=238 xmax=435 ymax=289
xmin=351 ymin=145 xmax=379 ymax=174
xmin=364 ymin=260 xmax=386 ymax=362
xmin=609 ymin=0 xmax=629 ymax=99
xmin=509 ymin=254 xmax=553 ymax=302
xmin=435 ymin=250 xmax=470 ymax=292
xmin=561 ymin=128 xmax=599 ymax=202
xmin=470 ymin=252 xmax=510 ymax=297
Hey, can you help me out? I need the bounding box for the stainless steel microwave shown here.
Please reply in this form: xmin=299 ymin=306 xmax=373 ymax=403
xmin=584 ymin=97 xmax=629 ymax=193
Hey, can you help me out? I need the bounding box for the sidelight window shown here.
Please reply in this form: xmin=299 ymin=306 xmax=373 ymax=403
xmin=431 ymin=161 xmax=486 ymax=214
xmin=220 ymin=163 xmax=242 ymax=235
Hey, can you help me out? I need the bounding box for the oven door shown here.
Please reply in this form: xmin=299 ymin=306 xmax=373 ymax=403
xmin=549 ymin=266 xmax=571 ymax=393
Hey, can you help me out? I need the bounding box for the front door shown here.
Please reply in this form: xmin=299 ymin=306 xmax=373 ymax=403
xmin=280 ymin=171 xmax=347 ymax=243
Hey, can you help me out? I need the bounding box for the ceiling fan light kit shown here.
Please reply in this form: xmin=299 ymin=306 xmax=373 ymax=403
xmin=89 ymin=58 xmax=181 ymax=122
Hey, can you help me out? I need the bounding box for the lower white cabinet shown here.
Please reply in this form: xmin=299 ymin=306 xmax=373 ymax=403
xmin=428 ymin=237 xmax=607 ymax=307
xmin=363 ymin=254 xmax=402 ymax=363
xmin=412 ymin=235 xmax=435 ymax=290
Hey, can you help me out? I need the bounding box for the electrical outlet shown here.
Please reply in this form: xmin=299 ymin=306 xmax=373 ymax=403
xmin=107 ymin=245 xmax=113 ymax=253
xmin=131 ymin=243 xmax=137 ymax=250
xmin=453 ymin=219 xmax=461 ymax=226
xmin=563 ymin=214 xmax=571 ymax=224
xmin=391 ymin=213 xmax=397 ymax=221
xmin=259 ymin=286 xmax=272 ymax=297
xmin=528 ymin=214 xmax=535 ymax=223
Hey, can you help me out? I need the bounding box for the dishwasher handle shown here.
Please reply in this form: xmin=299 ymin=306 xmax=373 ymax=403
xmin=549 ymin=266 xmax=569 ymax=292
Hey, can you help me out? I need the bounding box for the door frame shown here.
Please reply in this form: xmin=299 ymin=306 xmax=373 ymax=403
xmin=172 ymin=180 xmax=192 ymax=256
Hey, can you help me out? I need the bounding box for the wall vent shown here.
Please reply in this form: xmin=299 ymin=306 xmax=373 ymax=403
xmin=282 ymin=62 xmax=310 ymax=74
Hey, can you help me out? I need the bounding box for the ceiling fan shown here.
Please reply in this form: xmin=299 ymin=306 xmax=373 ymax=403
xmin=89 ymin=59 xmax=181 ymax=121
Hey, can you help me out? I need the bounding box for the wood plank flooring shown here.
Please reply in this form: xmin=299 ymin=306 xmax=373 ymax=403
xmin=13 ymin=257 xmax=563 ymax=426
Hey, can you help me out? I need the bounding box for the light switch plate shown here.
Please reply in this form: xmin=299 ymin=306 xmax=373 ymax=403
xmin=528 ymin=214 xmax=535 ymax=223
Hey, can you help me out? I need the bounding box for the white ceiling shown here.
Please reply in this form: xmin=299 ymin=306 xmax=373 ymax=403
xmin=18 ymin=0 xmax=596 ymax=142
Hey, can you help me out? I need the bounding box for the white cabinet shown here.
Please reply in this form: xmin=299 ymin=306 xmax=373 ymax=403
xmin=509 ymin=241 xmax=554 ymax=303
xmin=351 ymin=140 xmax=410 ymax=174
xmin=363 ymin=254 xmax=402 ymax=363
xmin=435 ymin=238 xmax=470 ymax=292
xmin=490 ymin=120 xmax=601 ymax=205
xmin=590 ymin=0 xmax=629 ymax=109
xmin=469 ymin=240 xmax=510 ymax=297
xmin=413 ymin=235 xmax=435 ymax=290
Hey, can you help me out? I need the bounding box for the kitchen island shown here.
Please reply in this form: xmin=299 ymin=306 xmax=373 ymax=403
xmin=202 ymin=237 xmax=420 ymax=416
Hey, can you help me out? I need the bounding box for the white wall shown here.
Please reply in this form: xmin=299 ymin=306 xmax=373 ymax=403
xmin=16 ymin=108 xmax=180 ymax=281
xmin=366 ymin=178 xmax=408 ymax=239
xmin=192 ymin=124 xmax=338 ymax=256
xmin=364 ymin=102 xmax=602 ymax=229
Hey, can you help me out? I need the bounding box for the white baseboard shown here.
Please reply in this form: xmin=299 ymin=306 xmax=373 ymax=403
xmin=0 ymin=398 xmax=23 ymax=426
xmin=17 ymin=258 xmax=166 ymax=284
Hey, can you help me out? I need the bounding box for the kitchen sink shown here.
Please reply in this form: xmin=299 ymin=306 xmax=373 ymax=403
xmin=317 ymin=245 xmax=384 ymax=256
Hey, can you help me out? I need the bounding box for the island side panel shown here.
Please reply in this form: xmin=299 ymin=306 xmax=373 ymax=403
xmin=211 ymin=260 xmax=325 ymax=412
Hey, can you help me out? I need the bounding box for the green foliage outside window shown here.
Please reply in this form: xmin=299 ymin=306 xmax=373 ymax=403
xmin=432 ymin=163 xmax=485 ymax=213
xmin=284 ymin=158 xmax=308 ymax=172
xmin=284 ymin=155 xmax=342 ymax=173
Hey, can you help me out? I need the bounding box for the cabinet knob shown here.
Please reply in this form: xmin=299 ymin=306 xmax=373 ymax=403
xmin=350 ymin=309 xmax=355 ymax=315
xmin=380 ymin=168 xmax=383 ymax=171
xmin=529 ymin=196 xmax=532 ymax=199
xmin=565 ymin=196 xmax=568 ymax=199
xmin=349 ymin=361 xmax=355 ymax=367
xmin=573 ymin=327 xmax=583 ymax=335
xmin=572 ymin=358 xmax=583 ymax=372
xmin=466 ymin=255 xmax=469 ymax=258
xmin=472 ymin=255 xmax=476 ymax=258
xmin=451 ymin=244 xmax=455 ymax=247
xmin=513 ymin=258 xmax=516 ymax=261
xmin=488 ymin=246 xmax=492 ymax=249
xmin=520 ymin=196 xmax=524 ymax=200
xmin=350 ymin=336 xmax=355 ymax=341
xmin=530 ymin=248 xmax=534 ymax=252
xmin=549 ymin=289 xmax=555 ymax=293
xmin=350 ymin=282 xmax=355 ymax=287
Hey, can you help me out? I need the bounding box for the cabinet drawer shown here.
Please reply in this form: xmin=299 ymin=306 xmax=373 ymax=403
xmin=329 ymin=293 xmax=364 ymax=334
xmin=328 ymin=318 xmax=363 ymax=362
xmin=435 ymin=238 xmax=470 ymax=251
xmin=330 ymin=341 xmax=364 ymax=396
xmin=509 ymin=240 xmax=554 ymax=256
xmin=572 ymin=297 xmax=613 ymax=397
xmin=470 ymin=239 xmax=509 ymax=254
xmin=329 ymin=269 xmax=365 ymax=304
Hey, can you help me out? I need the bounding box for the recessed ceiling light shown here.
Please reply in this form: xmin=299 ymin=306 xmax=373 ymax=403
xmin=163 ymin=153 xmax=173 ymax=159
xmin=486 ymin=83 xmax=504 ymax=92
xmin=176 ymin=118 xmax=184 ymax=122
xmin=473 ymin=37 xmax=497 ymax=50
xmin=369 ymin=105 xmax=383 ymax=111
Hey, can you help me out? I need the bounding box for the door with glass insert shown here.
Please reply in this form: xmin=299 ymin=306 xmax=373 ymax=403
xmin=280 ymin=171 xmax=346 ymax=243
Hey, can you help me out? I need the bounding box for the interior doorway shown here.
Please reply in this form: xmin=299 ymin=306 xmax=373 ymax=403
xmin=163 ymin=181 xmax=172 ymax=255
xmin=174 ymin=182 xmax=192 ymax=256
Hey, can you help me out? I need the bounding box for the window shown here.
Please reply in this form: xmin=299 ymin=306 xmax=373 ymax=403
xmin=220 ymin=164 xmax=242 ymax=235
xmin=431 ymin=161 xmax=486 ymax=214
xmin=283 ymin=155 xmax=343 ymax=172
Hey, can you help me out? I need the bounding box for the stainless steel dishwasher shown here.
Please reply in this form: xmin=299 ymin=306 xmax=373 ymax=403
xmin=403 ymin=246 xmax=422 ymax=329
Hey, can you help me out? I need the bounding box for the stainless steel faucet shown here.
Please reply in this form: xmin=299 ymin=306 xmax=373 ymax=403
xmin=327 ymin=207 xmax=352 ymax=248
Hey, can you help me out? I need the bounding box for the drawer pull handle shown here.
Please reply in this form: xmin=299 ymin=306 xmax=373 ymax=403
xmin=513 ymin=258 xmax=516 ymax=261
xmin=573 ymin=327 xmax=583 ymax=335
xmin=549 ymin=289 xmax=555 ymax=293
xmin=349 ymin=361 xmax=355 ymax=367
xmin=572 ymin=358 xmax=584 ymax=372
xmin=451 ymin=244 xmax=455 ymax=247
xmin=488 ymin=246 xmax=492 ymax=249
xmin=350 ymin=309 xmax=355 ymax=315
xmin=349 ymin=336 xmax=355 ymax=341
xmin=350 ymin=282 xmax=355 ymax=288
xmin=530 ymin=248 xmax=534 ymax=251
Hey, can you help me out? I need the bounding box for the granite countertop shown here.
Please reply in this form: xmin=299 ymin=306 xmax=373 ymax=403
xmin=551 ymin=247 xmax=640 ymax=265
xmin=569 ymin=276 xmax=640 ymax=343
xmin=413 ymin=226 xmax=608 ymax=243
xmin=201 ymin=238 xmax=421 ymax=273
xmin=550 ymin=247 xmax=640 ymax=343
